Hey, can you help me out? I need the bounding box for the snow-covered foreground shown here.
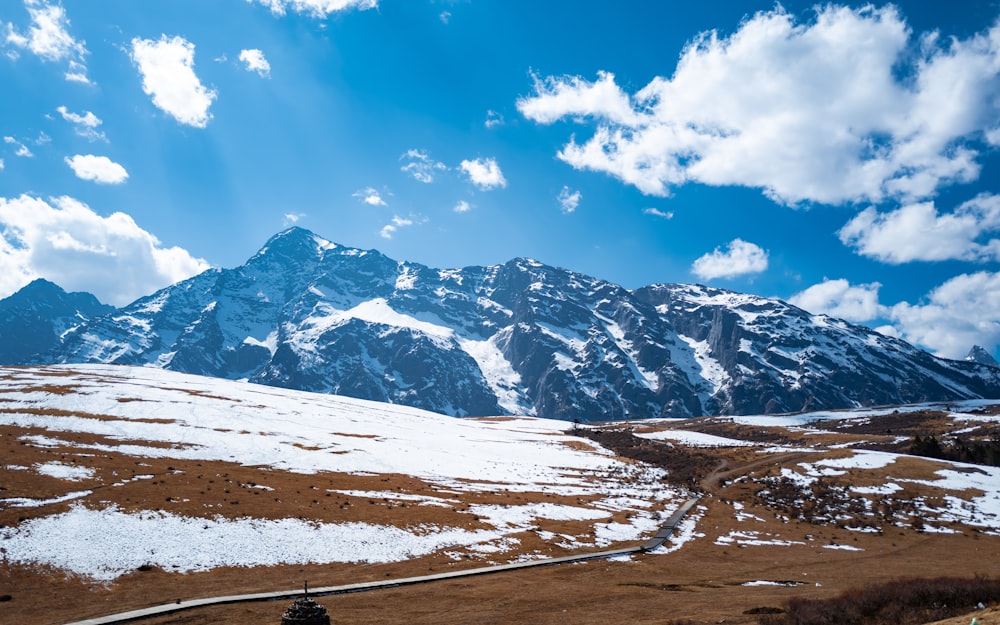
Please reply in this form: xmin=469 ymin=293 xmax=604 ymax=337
xmin=0 ymin=365 xmax=685 ymax=582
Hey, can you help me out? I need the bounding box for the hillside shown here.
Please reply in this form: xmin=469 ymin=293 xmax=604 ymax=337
xmin=1 ymin=365 xmax=999 ymax=625
xmin=2 ymin=227 xmax=999 ymax=421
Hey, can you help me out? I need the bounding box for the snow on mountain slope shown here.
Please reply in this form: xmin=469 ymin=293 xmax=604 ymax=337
xmin=0 ymin=365 xmax=683 ymax=581
xmin=3 ymin=227 xmax=999 ymax=421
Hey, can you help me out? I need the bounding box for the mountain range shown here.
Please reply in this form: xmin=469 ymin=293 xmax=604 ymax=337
xmin=1 ymin=227 xmax=998 ymax=421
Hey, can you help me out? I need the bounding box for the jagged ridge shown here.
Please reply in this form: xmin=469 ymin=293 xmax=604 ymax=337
xmin=2 ymin=227 xmax=998 ymax=421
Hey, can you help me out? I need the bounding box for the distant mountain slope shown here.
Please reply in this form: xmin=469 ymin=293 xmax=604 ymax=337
xmin=0 ymin=279 xmax=114 ymax=365
xmin=3 ymin=228 xmax=999 ymax=420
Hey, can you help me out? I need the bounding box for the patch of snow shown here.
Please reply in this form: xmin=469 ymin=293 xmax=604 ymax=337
xmin=635 ymin=429 xmax=756 ymax=448
xmin=678 ymin=335 xmax=730 ymax=396
xmin=34 ymin=462 xmax=95 ymax=481
xmin=823 ymin=544 xmax=864 ymax=551
xmin=0 ymin=505 xmax=504 ymax=582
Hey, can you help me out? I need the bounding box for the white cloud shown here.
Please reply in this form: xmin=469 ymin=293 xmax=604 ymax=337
xmin=460 ymin=157 xmax=506 ymax=190
xmin=4 ymin=136 xmax=33 ymax=158
xmin=130 ymin=35 xmax=217 ymax=128
xmin=691 ymin=238 xmax=768 ymax=280
xmin=56 ymin=105 xmax=106 ymax=141
xmin=887 ymin=272 xmax=1000 ymax=359
xmin=379 ymin=215 xmax=413 ymax=239
xmin=65 ymin=155 xmax=128 ymax=185
xmin=484 ymin=109 xmax=504 ymax=129
xmin=643 ymin=207 xmax=673 ymax=219
xmin=453 ymin=200 xmax=472 ymax=213
xmin=239 ymin=48 xmax=271 ymax=77
xmin=789 ymin=278 xmax=884 ymax=322
xmin=517 ymin=6 xmax=1000 ymax=206
xmin=0 ymin=194 xmax=210 ymax=306
xmin=3 ymin=0 xmax=90 ymax=83
xmin=839 ymin=194 xmax=1000 ymax=263
xmin=250 ymin=0 xmax=378 ymax=18
xmin=400 ymin=149 xmax=446 ymax=183
xmin=557 ymin=186 xmax=581 ymax=214
xmin=283 ymin=212 xmax=305 ymax=226
xmin=439 ymin=11 xmax=451 ymax=24
xmin=353 ymin=187 xmax=387 ymax=206
xmin=0 ymin=158 xmax=5 ymax=170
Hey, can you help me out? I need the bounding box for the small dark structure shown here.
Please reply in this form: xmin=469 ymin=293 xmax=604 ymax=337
xmin=281 ymin=583 xmax=330 ymax=625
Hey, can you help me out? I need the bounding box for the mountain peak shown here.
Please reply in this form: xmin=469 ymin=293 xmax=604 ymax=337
xmin=966 ymin=345 xmax=999 ymax=367
xmin=251 ymin=227 xmax=337 ymax=264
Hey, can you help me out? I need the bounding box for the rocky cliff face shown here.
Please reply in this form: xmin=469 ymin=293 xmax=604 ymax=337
xmin=3 ymin=228 xmax=999 ymax=421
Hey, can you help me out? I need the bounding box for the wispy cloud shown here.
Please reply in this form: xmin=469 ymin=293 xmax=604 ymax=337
xmin=379 ymin=215 xmax=413 ymax=239
xmin=0 ymin=194 xmax=209 ymax=305
xmin=239 ymin=48 xmax=271 ymax=77
xmin=56 ymin=106 xmax=106 ymax=141
xmin=4 ymin=136 xmax=33 ymax=158
xmin=250 ymin=0 xmax=378 ymax=19
xmin=400 ymin=149 xmax=447 ymax=183
xmin=453 ymin=200 xmax=472 ymax=213
xmin=3 ymin=0 xmax=90 ymax=83
xmin=353 ymin=186 xmax=388 ymax=206
xmin=130 ymin=35 xmax=217 ymax=128
xmin=691 ymin=239 xmax=768 ymax=280
xmin=283 ymin=212 xmax=306 ymax=226
xmin=484 ymin=109 xmax=504 ymax=129
xmin=557 ymin=186 xmax=581 ymax=214
xmin=65 ymin=155 xmax=128 ymax=184
xmin=518 ymin=6 xmax=1000 ymax=206
xmin=460 ymin=157 xmax=506 ymax=190
xmin=643 ymin=207 xmax=673 ymax=220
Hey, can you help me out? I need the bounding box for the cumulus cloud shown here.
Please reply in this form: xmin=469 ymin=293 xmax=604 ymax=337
xmin=239 ymin=48 xmax=270 ymax=77
xmin=691 ymin=238 xmax=768 ymax=281
xmin=400 ymin=149 xmax=446 ymax=183
xmin=557 ymin=186 xmax=581 ymax=213
xmin=0 ymin=158 xmax=5 ymax=170
xmin=4 ymin=136 xmax=33 ymax=158
xmin=130 ymin=35 xmax=217 ymax=128
xmin=789 ymin=278 xmax=884 ymax=322
xmin=888 ymin=272 xmax=1000 ymax=359
xmin=517 ymin=6 xmax=1000 ymax=206
xmin=379 ymin=215 xmax=413 ymax=239
xmin=460 ymin=157 xmax=506 ymax=190
xmin=56 ymin=105 xmax=106 ymax=141
xmin=789 ymin=274 xmax=1000 ymax=359
xmin=453 ymin=200 xmax=471 ymax=213
xmin=0 ymin=194 xmax=210 ymax=306
xmin=64 ymin=155 xmax=128 ymax=184
xmin=3 ymin=0 xmax=90 ymax=83
xmin=250 ymin=0 xmax=378 ymax=18
xmin=643 ymin=207 xmax=673 ymax=219
xmin=839 ymin=194 xmax=1000 ymax=263
xmin=353 ymin=187 xmax=387 ymax=206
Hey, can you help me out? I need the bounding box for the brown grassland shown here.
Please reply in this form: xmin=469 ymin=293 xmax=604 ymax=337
xmin=1 ymin=371 xmax=999 ymax=625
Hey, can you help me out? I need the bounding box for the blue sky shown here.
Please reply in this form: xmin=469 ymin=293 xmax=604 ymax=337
xmin=1 ymin=0 xmax=999 ymax=360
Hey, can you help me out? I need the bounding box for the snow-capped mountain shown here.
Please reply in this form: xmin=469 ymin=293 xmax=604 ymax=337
xmin=0 ymin=278 xmax=114 ymax=366
xmin=3 ymin=228 xmax=999 ymax=420
xmin=967 ymin=345 xmax=999 ymax=367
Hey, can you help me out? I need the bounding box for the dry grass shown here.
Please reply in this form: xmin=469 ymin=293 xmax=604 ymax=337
xmin=2 ymin=388 xmax=1000 ymax=625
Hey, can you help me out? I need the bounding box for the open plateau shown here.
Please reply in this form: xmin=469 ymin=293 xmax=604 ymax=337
xmin=1 ymin=364 xmax=999 ymax=625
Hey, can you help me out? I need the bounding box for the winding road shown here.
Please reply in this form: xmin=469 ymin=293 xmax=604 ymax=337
xmin=62 ymin=496 xmax=702 ymax=625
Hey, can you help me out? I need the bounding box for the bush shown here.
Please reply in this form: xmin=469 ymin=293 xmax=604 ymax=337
xmin=758 ymin=576 xmax=1000 ymax=625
